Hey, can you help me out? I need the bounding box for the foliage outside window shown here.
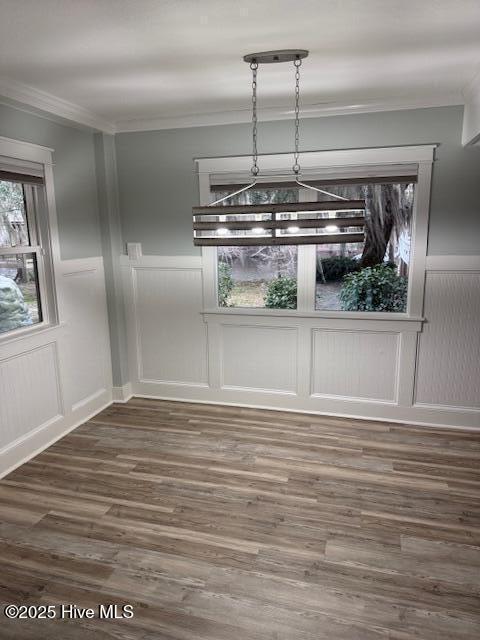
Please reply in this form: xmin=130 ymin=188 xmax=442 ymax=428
xmin=0 ymin=179 xmax=43 ymax=334
xmin=340 ymin=264 xmax=408 ymax=312
xmin=264 ymin=275 xmax=297 ymax=309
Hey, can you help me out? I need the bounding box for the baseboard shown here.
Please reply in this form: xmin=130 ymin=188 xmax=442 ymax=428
xmin=112 ymin=382 xmax=133 ymax=403
xmin=131 ymin=382 xmax=480 ymax=431
xmin=0 ymin=390 xmax=113 ymax=479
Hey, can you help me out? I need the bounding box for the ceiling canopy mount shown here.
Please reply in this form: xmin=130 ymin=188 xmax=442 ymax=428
xmin=243 ymin=49 xmax=309 ymax=65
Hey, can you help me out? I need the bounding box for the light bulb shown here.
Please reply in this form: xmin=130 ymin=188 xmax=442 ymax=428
xmin=216 ymin=227 xmax=229 ymax=235
xmin=287 ymin=226 xmax=300 ymax=233
xmin=325 ymin=224 xmax=339 ymax=233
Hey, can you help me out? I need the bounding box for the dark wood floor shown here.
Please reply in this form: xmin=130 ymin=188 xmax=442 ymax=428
xmin=1 ymin=399 xmax=480 ymax=639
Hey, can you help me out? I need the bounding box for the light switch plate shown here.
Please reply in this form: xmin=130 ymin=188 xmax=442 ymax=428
xmin=127 ymin=242 xmax=142 ymax=261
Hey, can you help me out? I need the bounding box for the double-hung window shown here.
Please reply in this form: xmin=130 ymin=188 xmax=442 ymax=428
xmin=0 ymin=160 xmax=54 ymax=336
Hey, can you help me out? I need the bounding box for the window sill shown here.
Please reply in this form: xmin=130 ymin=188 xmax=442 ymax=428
xmin=202 ymin=307 xmax=422 ymax=321
xmin=0 ymin=320 xmax=65 ymax=348
xmin=201 ymin=308 xmax=424 ymax=329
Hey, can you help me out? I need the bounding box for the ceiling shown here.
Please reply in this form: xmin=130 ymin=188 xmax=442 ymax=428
xmin=0 ymin=0 xmax=480 ymax=132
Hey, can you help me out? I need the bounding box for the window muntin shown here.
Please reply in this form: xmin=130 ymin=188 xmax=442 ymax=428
xmin=0 ymin=178 xmax=46 ymax=335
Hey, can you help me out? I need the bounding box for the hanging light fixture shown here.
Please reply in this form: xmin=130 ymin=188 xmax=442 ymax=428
xmin=192 ymin=50 xmax=366 ymax=246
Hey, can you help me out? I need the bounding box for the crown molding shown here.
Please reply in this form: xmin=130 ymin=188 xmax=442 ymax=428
xmin=115 ymin=92 xmax=462 ymax=133
xmin=461 ymin=69 xmax=480 ymax=146
xmin=0 ymin=76 xmax=116 ymax=134
xmin=0 ymin=74 xmax=464 ymax=137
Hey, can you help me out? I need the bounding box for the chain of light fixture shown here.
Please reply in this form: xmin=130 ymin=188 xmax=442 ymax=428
xmin=290 ymin=55 xmax=347 ymax=200
xmin=293 ymin=56 xmax=302 ymax=175
xmin=250 ymin=60 xmax=259 ymax=177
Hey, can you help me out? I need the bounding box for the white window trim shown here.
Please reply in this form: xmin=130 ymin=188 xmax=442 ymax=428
xmin=197 ymin=145 xmax=435 ymax=321
xmin=0 ymin=136 xmax=60 ymax=343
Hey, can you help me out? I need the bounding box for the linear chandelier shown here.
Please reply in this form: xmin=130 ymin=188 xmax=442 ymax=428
xmin=192 ymin=49 xmax=366 ymax=247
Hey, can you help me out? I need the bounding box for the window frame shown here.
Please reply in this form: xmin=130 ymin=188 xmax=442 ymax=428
xmin=197 ymin=145 xmax=434 ymax=320
xmin=0 ymin=136 xmax=59 ymax=343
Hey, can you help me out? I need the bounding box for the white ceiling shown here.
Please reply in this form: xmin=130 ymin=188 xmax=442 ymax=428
xmin=1 ymin=0 xmax=480 ymax=132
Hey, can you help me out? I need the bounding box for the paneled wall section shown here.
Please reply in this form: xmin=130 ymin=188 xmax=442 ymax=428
xmin=121 ymin=255 xmax=480 ymax=429
xmin=0 ymin=257 xmax=113 ymax=476
xmin=415 ymin=270 xmax=480 ymax=409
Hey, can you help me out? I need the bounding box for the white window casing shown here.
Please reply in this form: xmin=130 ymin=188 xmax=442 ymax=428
xmin=197 ymin=145 xmax=435 ymax=322
xmin=0 ymin=136 xmax=60 ymax=343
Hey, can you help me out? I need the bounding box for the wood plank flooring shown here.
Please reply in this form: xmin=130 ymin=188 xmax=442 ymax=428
xmin=1 ymin=398 xmax=480 ymax=639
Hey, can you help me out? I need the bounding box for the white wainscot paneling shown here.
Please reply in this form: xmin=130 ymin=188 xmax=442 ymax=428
xmin=134 ymin=267 xmax=208 ymax=385
xmin=0 ymin=257 xmax=113 ymax=478
xmin=221 ymin=324 xmax=297 ymax=393
xmin=415 ymin=271 xmax=480 ymax=409
xmin=60 ymin=261 xmax=112 ymax=411
xmin=0 ymin=342 xmax=62 ymax=449
xmin=312 ymin=329 xmax=399 ymax=402
xmin=124 ymin=253 xmax=479 ymax=429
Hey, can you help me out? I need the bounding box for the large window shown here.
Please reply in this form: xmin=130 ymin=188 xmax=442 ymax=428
xmin=0 ymin=174 xmax=49 ymax=335
xmin=211 ymin=178 xmax=414 ymax=313
xmin=199 ymin=146 xmax=433 ymax=317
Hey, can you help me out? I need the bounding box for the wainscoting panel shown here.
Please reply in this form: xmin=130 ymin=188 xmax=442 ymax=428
xmin=415 ymin=271 xmax=480 ymax=409
xmin=0 ymin=342 xmax=62 ymax=449
xmin=0 ymin=257 xmax=113 ymax=477
xmin=123 ymin=255 xmax=480 ymax=429
xmin=221 ymin=324 xmax=297 ymax=393
xmin=133 ymin=265 xmax=208 ymax=385
xmin=60 ymin=260 xmax=112 ymax=411
xmin=311 ymin=329 xmax=399 ymax=402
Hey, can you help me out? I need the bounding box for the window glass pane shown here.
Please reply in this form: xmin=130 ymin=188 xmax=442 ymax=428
xmin=218 ymin=246 xmax=297 ymax=308
xmin=0 ymin=181 xmax=29 ymax=248
xmin=0 ymin=253 xmax=42 ymax=333
xmin=213 ymin=184 xmax=298 ymax=309
xmin=211 ymin=186 xmax=299 ymax=206
xmin=315 ymin=182 xmax=414 ymax=312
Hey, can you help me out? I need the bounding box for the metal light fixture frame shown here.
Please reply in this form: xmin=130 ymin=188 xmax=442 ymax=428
xmin=192 ymin=49 xmax=366 ymax=247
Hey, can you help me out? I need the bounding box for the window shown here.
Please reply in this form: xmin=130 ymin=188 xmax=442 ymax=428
xmin=198 ymin=146 xmax=433 ymax=317
xmin=314 ymin=179 xmax=414 ymax=312
xmin=0 ymin=172 xmax=50 ymax=335
xmin=214 ymin=186 xmax=299 ymax=309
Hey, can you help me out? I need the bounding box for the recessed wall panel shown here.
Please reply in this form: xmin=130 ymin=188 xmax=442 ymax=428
xmin=0 ymin=343 xmax=61 ymax=449
xmin=312 ymin=329 xmax=398 ymax=402
xmin=135 ymin=268 xmax=208 ymax=385
xmin=416 ymin=272 xmax=480 ymax=408
xmin=221 ymin=324 xmax=297 ymax=393
xmin=61 ymin=268 xmax=110 ymax=408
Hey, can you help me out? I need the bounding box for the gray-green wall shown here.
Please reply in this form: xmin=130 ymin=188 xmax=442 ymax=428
xmin=0 ymin=103 xmax=102 ymax=260
xmin=115 ymin=105 xmax=480 ymax=257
